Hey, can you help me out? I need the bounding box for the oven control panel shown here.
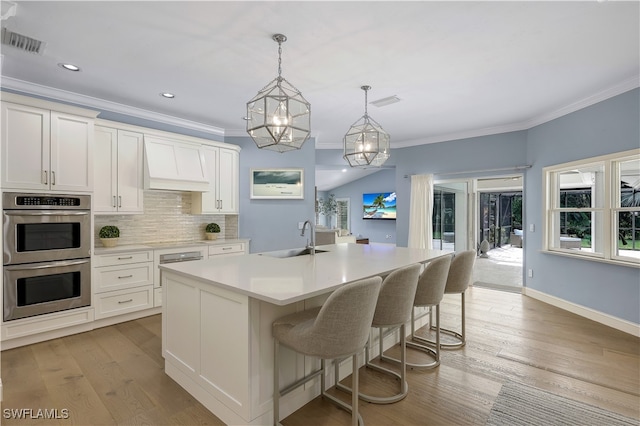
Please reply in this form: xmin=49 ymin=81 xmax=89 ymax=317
xmin=3 ymin=192 xmax=91 ymax=209
xmin=17 ymin=196 xmax=80 ymax=206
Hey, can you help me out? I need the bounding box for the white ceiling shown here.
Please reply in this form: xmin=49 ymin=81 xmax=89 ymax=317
xmin=1 ymin=1 xmax=638 ymax=191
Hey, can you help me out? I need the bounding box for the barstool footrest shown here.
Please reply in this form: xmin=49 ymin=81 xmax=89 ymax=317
xmin=335 ymin=360 xmax=409 ymax=404
xmin=320 ymin=391 xmax=365 ymax=426
xmin=428 ymin=325 xmax=465 ymax=349
xmin=380 ymin=339 xmax=440 ymax=370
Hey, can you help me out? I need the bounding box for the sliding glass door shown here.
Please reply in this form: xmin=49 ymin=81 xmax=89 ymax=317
xmin=433 ymin=182 xmax=469 ymax=251
xmin=479 ymin=192 xmax=522 ymax=249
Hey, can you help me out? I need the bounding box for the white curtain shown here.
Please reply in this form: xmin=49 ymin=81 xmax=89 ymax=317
xmin=408 ymin=174 xmax=434 ymax=249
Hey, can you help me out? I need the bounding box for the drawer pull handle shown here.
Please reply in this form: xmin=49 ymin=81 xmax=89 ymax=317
xmin=118 ymin=275 xmax=133 ymax=279
xmin=118 ymin=299 xmax=133 ymax=304
xmin=222 ymin=247 xmax=232 ymax=250
xmin=117 ymin=256 xmax=133 ymax=260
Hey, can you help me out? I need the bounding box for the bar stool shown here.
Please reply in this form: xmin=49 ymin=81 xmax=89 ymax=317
xmin=429 ymin=250 xmax=476 ymax=349
xmin=272 ymin=276 xmax=382 ymax=426
xmin=336 ymin=263 xmax=421 ymax=404
xmin=380 ymin=255 xmax=451 ymax=369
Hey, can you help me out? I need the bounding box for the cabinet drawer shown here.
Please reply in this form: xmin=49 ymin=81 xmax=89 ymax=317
xmin=93 ymin=251 xmax=152 ymax=267
xmin=94 ymin=263 xmax=153 ymax=293
xmin=208 ymin=243 xmax=245 ymax=257
xmin=94 ymin=287 xmax=153 ymax=320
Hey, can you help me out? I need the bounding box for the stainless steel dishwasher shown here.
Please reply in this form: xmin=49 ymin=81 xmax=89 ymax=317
xmin=154 ymin=246 xmax=207 ymax=300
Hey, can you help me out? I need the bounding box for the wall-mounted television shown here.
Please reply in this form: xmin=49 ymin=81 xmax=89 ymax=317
xmin=363 ymin=192 xmax=396 ymax=220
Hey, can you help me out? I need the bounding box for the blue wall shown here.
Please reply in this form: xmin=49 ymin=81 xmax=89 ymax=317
xmin=331 ymin=89 xmax=639 ymax=325
xmin=393 ymin=131 xmax=528 ymax=247
xmin=227 ymin=136 xmax=316 ymax=253
xmin=325 ymin=168 xmax=398 ymax=244
xmin=525 ymin=88 xmax=640 ymax=324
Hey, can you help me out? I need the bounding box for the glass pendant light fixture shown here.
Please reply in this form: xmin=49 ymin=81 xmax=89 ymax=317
xmin=343 ymin=85 xmax=390 ymax=167
xmin=246 ymin=34 xmax=311 ymax=152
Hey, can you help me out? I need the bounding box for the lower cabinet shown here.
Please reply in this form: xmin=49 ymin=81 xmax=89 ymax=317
xmin=208 ymin=242 xmax=247 ymax=258
xmin=93 ymin=250 xmax=154 ymax=319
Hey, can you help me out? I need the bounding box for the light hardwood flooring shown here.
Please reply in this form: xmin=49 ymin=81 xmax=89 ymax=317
xmin=1 ymin=287 xmax=638 ymax=425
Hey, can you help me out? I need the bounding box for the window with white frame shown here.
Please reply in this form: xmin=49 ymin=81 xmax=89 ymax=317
xmin=543 ymin=149 xmax=640 ymax=265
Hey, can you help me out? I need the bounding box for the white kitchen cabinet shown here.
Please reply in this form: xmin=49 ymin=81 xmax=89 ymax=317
xmin=94 ymin=126 xmax=144 ymax=214
xmin=1 ymin=100 xmax=95 ymax=192
xmin=208 ymin=242 xmax=246 ymax=258
xmin=192 ymin=146 xmax=239 ymax=214
xmin=93 ymin=250 xmax=154 ymax=320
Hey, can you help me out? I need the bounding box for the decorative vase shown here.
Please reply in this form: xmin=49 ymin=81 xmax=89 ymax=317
xmin=100 ymin=237 xmax=119 ymax=248
xmin=206 ymin=233 xmax=218 ymax=240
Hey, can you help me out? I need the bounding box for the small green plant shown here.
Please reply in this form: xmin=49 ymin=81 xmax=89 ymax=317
xmin=206 ymin=223 xmax=220 ymax=233
xmin=99 ymin=225 xmax=120 ymax=239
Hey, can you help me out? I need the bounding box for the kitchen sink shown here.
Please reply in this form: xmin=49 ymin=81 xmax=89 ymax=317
xmin=259 ymin=248 xmax=329 ymax=258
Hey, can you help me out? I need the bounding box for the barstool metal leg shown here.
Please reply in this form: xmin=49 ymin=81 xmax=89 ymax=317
xmin=430 ymin=292 xmax=465 ymax=349
xmin=338 ymin=326 xmax=409 ymax=403
xmin=381 ymin=307 xmax=440 ymax=369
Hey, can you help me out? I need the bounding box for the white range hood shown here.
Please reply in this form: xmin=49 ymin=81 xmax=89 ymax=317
xmin=143 ymin=136 xmax=209 ymax=191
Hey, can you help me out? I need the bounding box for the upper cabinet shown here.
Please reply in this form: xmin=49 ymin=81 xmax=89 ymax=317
xmin=94 ymin=126 xmax=144 ymax=214
xmin=1 ymin=94 xmax=97 ymax=192
xmin=192 ymin=145 xmax=240 ymax=214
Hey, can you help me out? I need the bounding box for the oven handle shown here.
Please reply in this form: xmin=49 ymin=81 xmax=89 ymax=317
xmin=3 ymin=210 xmax=90 ymax=216
xmin=4 ymin=258 xmax=90 ymax=271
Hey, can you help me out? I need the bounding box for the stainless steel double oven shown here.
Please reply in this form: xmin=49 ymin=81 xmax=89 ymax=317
xmin=3 ymin=192 xmax=92 ymax=321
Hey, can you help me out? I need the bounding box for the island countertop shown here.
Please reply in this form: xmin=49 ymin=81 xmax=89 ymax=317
xmin=159 ymin=243 xmax=451 ymax=305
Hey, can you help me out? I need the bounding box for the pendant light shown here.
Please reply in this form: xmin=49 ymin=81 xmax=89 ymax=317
xmin=246 ymin=34 xmax=311 ymax=153
xmin=343 ymin=85 xmax=390 ymax=167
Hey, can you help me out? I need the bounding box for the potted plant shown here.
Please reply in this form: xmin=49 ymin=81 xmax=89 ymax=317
xmin=99 ymin=225 xmax=120 ymax=248
xmin=205 ymin=223 xmax=220 ymax=240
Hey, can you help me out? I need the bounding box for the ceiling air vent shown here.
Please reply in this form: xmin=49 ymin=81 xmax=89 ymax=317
xmin=370 ymin=95 xmax=401 ymax=108
xmin=1 ymin=28 xmax=45 ymax=54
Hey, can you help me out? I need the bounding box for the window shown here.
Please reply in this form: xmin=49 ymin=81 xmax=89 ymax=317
xmin=336 ymin=198 xmax=350 ymax=231
xmin=543 ymin=149 xmax=640 ymax=266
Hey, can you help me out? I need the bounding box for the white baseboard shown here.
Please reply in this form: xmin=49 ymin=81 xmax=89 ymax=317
xmin=523 ymin=287 xmax=640 ymax=337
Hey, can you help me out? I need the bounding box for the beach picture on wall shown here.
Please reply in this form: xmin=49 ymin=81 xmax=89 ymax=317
xmin=363 ymin=192 xmax=397 ymax=220
xmin=250 ymin=168 xmax=304 ymax=199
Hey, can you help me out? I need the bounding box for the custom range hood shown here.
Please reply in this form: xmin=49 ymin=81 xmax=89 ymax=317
xmin=143 ymin=136 xmax=209 ymax=191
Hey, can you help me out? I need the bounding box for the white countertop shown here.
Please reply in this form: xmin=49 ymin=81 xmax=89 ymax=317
xmin=159 ymin=243 xmax=451 ymax=306
xmin=93 ymin=238 xmax=250 ymax=255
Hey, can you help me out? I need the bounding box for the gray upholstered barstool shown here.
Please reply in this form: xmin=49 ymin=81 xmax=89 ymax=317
xmin=429 ymin=249 xmax=476 ymax=349
xmin=380 ymin=255 xmax=451 ymax=369
xmin=336 ymin=263 xmax=421 ymax=404
xmin=272 ymin=276 xmax=382 ymax=426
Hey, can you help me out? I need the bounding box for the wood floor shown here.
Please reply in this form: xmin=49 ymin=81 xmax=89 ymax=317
xmin=1 ymin=286 xmax=638 ymax=425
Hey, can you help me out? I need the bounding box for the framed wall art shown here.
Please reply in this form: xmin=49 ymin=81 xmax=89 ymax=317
xmin=250 ymin=168 xmax=304 ymax=199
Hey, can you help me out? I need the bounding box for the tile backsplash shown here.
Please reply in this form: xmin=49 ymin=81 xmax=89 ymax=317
xmin=94 ymin=191 xmax=237 ymax=246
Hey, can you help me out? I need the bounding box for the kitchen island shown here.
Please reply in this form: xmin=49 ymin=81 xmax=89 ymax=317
xmin=160 ymin=243 xmax=450 ymax=425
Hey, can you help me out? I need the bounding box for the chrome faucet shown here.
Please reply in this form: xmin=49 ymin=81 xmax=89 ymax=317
xmin=301 ymin=220 xmax=315 ymax=255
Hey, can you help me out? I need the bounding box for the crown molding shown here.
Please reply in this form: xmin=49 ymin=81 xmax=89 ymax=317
xmin=0 ymin=77 xmax=225 ymax=137
xmin=3 ymin=75 xmax=636 ymax=148
xmin=316 ymin=76 xmax=640 ymax=150
xmin=520 ymin=75 xmax=640 ymax=130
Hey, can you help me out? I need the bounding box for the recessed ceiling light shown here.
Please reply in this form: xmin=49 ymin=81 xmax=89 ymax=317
xmin=341 ymin=169 xmax=347 ymax=173
xmin=160 ymin=92 xmax=175 ymax=99
xmin=58 ymin=63 xmax=80 ymax=72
